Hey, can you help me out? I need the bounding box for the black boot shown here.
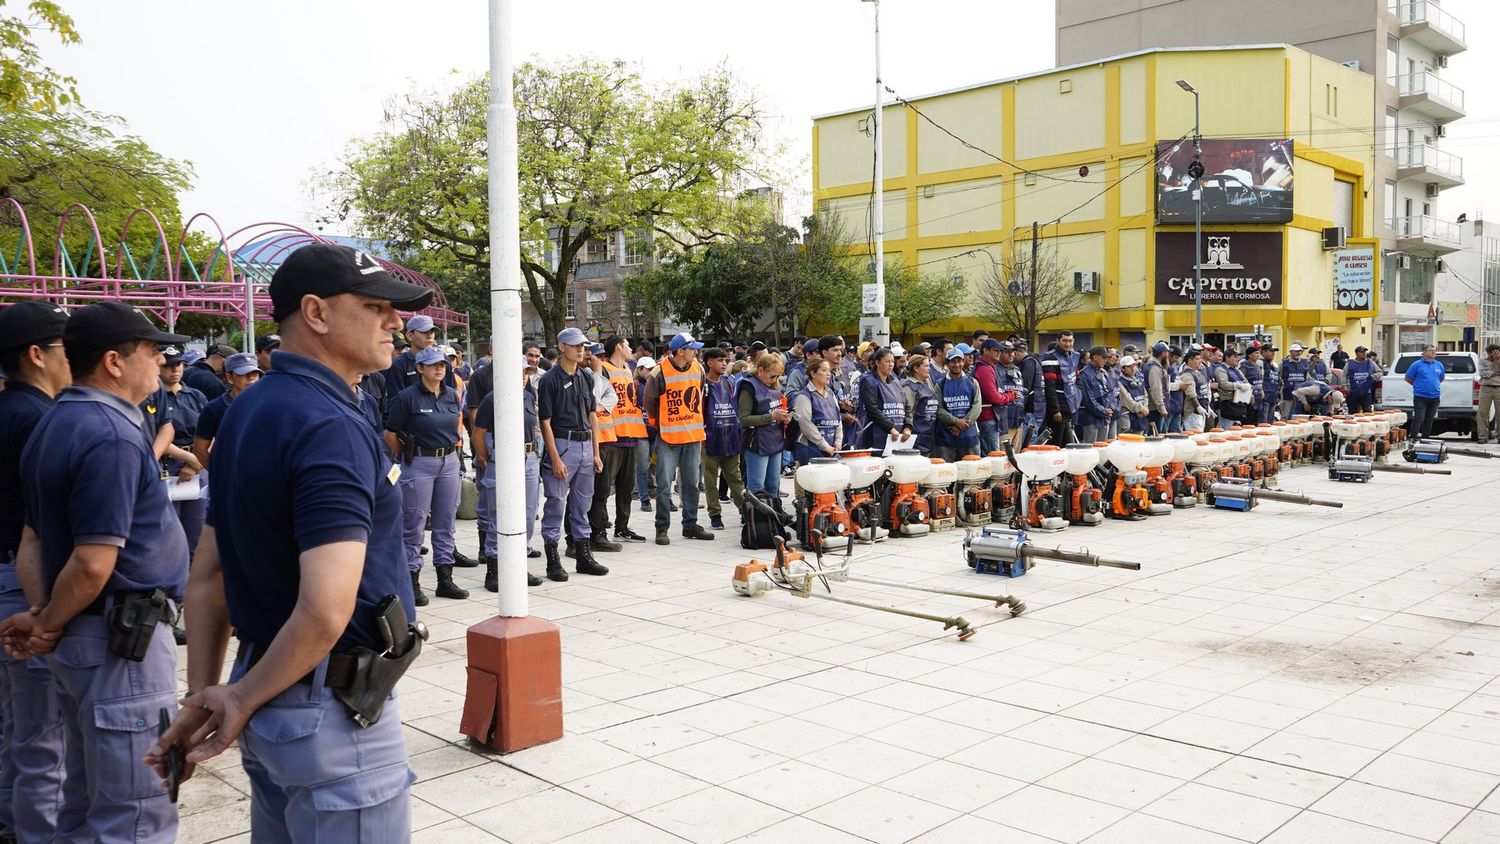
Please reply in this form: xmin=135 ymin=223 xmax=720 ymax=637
xmin=545 ymin=543 xmax=569 ymax=582
xmin=589 ymin=534 xmax=622 ymax=552
xmin=483 ymin=556 xmax=498 ymax=592
xmin=452 ymin=549 xmax=480 ymax=568
xmin=434 ymin=565 xmax=469 ymax=599
xmin=410 ymin=570 xmax=429 ymax=607
xmin=575 ymin=541 xmax=610 ymax=576
xmin=564 ymin=540 xmax=577 ymax=559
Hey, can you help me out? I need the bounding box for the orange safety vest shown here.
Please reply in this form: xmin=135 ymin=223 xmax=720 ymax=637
xmin=592 ymin=369 xmax=618 ymax=445
xmin=603 ymin=361 xmax=647 ymax=439
xmin=657 ymin=356 xmax=705 ymax=444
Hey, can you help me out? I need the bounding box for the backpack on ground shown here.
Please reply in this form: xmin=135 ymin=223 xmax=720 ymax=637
xmin=740 ymin=491 xmax=790 ymax=550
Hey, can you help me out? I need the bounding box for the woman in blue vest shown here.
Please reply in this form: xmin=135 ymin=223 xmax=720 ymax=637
xmin=858 ymin=347 xmax=912 ymax=451
xmin=902 ymin=355 xmax=938 ymax=455
xmin=738 ymin=353 xmax=791 ymax=501
xmin=790 ymin=358 xmax=843 ymax=464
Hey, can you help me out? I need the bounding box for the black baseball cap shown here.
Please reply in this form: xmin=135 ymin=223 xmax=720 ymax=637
xmin=63 ymin=302 xmax=189 ymax=354
xmin=270 ymin=243 xmax=433 ymax=322
xmin=207 ymin=343 xmax=237 ymax=358
xmin=0 ymin=302 xmax=69 ymax=354
xmin=255 ymin=334 xmax=282 ymax=352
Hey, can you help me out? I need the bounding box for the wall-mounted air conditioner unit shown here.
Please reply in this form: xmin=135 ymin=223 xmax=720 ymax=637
xmin=1434 ymin=55 xmax=1449 ymax=69
xmin=1426 ymin=183 xmax=1442 ymax=198
xmin=1435 ymin=124 xmax=1448 ymax=139
xmin=1398 ymin=255 xmax=1413 ymax=270
xmin=1073 ymin=271 xmax=1099 ymax=293
xmin=1321 ymin=226 xmax=1346 ymax=250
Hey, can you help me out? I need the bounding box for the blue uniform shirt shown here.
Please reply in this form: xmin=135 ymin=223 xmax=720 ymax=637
xmin=1406 ymin=358 xmax=1445 ymax=399
xmin=159 ymin=384 xmax=208 ymax=473
xmin=21 ymin=387 xmax=188 ymax=601
xmin=139 ymin=382 xmax=173 ymax=441
xmin=183 ymin=360 xmax=227 ymax=401
xmin=0 ymin=382 xmax=55 ymax=558
xmin=536 ymin=363 xmax=595 ymax=433
xmin=208 ymin=350 xmax=412 ymax=653
xmin=195 ymin=392 xmax=234 ymax=442
xmin=386 ymin=383 xmax=462 ymax=450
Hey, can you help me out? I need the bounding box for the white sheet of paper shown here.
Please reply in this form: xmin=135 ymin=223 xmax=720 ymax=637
xmin=165 ymin=477 xmax=201 ymax=502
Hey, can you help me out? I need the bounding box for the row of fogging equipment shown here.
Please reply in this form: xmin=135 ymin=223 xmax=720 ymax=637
xmin=790 ymin=409 xmax=1470 ymax=558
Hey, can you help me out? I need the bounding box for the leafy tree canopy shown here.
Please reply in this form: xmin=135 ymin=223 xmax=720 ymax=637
xmin=1 ymin=0 xmax=80 ymax=112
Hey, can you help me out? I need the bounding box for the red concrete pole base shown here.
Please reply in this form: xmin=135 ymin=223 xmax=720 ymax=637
xmin=460 ymin=615 xmax=563 ymax=753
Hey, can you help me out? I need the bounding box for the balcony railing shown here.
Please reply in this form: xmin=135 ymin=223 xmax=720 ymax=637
xmin=1396 ymin=143 xmax=1464 ymax=179
xmin=1392 ymin=70 xmax=1465 ymax=111
xmin=1393 ymin=1 xmax=1466 ymax=47
xmin=1394 ymin=214 xmax=1461 ymax=245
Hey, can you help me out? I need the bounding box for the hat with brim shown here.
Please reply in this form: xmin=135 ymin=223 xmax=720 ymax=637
xmin=63 ymin=302 xmax=189 ymax=355
xmin=160 ymin=346 xmax=185 ymax=365
xmin=224 ymin=352 xmax=262 ymax=376
xmin=414 ymin=347 xmax=447 ymax=366
xmin=269 ymin=243 xmax=434 ymax=322
xmin=557 ymin=327 xmax=588 ymax=346
xmin=0 ymin=301 xmax=69 ymax=354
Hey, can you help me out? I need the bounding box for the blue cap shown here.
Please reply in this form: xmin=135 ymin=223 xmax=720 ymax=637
xmin=182 ymin=349 xmax=204 ymax=366
xmin=225 ymin=352 xmax=261 ymax=375
xmin=406 ymin=314 xmax=435 ymax=333
xmin=956 ymin=343 xmax=974 ymax=356
xmin=588 ymin=342 xmax=605 ymax=355
xmin=980 ymin=338 xmax=1003 ymax=352
xmin=415 ymin=346 xmax=447 ymax=366
xmin=945 ymin=348 xmax=964 ymax=361
xmin=803 ymin=338 xmax=820 ymax=355
xmin=557 ymin=326 xmax=588 ymax=346
xmin=1153 ymin=341 xmax=1170 ymax=354
xmin=669 ymin=332 xmax=704 ymax=351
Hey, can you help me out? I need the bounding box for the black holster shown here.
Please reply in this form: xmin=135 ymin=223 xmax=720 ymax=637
xmin=106 ymin=589 xmax=171 ymax=661
xmin=333 ymin=595 xmax=428 ymax=728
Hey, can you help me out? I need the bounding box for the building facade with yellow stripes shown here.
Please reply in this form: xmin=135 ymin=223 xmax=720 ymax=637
xmin=812 ymin=45 xmax=1380 ymax=353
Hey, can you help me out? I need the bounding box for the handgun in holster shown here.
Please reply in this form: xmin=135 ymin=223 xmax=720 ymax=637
xmin=399 ymin=433 xmax=417 ymax=465
xmin=333 ymin=594 xmax=428 ymax=728
xmin=106 ymin=589 xmax=172 ymax=661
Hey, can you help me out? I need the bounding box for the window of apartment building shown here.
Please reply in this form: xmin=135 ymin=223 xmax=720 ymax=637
xmin=566 ymin=289 xmax=577 ymax=320
xmin=1325 ymin=84 xmax=1338 ymax=117
xmin=1400 ymin=256 xmax=1436 ymax=305
xmin=1333 ymin=180 xmax=1355 ymax=238
xmin=1385 ymin=108 xmax=1398 ymax=158
xmin=588 ymin=301 xmax=610 ymax=320
xmin=1382 ymin=252 xmax=1399 ymax=303
xmin=623 ymin=230 xmax=649 ymax=266
xmin=1387 ymin=35 xmax=1399 ymax=84
xmin=583 ymin=238 xmax=612 ymax=263
xmin=1385 ymin=181 xmax=1397 ymax=227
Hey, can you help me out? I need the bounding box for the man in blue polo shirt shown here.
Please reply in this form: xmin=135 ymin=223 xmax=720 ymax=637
xmin=2 ymin=301 xmax=190 ymax=842
xmin=0 ymin=302 xmax=71 ymax=843
xmin=1405 ymin=344 xmax=1445 ymax=438
xmin=147 ymin=243 xmax=429 ymax=840
xmin=183 ymin=342 xmax=232 ymax=400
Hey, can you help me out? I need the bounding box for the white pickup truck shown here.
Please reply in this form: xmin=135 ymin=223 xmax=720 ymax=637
xmin=1376 ymin=351 xmax=1481 ymax=438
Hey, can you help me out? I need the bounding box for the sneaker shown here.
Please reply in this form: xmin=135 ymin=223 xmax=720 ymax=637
xmin=710 ymin=515 xmax=725 ymax=530
xmin=656 ymin=529 xmax=670 ymax=546
xmin=614 ymin=528 xmax=647 ymax=543
xmin=640 ymin=499 xmax=653 ymax=513
xmin=683 ymin=524 xmax=715 ymax=541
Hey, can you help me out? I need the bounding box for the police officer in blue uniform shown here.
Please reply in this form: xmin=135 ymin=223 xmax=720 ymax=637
xmin=537 ymin=327 xmax=608 ymax=580
xmin=149 ymin=243 xmax=428 ymax=841
xmin=474 ymin=359 xmax=545 ymax=590
xmin=0 ymin=302 xmax=70 ymax=842
xmin=191 ymin=353 xmax=262 ymax=472
xmin=384 ymin=314 xmax=456 ymax=395
xmin=182 ymin=342 xmax=233 ymax=400
xmin=385 ymin=346 xmax=469 ymax=604
xmin=2 ymin=301 xmax=190 ymax=842
xmin=152 ymin=347 xmax=211 ymax=556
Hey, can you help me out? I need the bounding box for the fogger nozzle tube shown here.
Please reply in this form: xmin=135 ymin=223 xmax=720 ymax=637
xmin=1030 ymin=546 xmax=1143 ymax=570
xmin=1254 ymin=488 xmax=1344 ymax=509
xmin=1374 ymin=463 xmax=1452 ymax=476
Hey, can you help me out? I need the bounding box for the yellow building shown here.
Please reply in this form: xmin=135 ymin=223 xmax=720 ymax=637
xmin=811 ymin=45 xmax=1381 ymax=352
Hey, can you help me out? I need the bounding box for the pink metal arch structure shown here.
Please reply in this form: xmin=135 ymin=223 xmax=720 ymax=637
xmin=0 ymin=199 xmax=468 ymax=332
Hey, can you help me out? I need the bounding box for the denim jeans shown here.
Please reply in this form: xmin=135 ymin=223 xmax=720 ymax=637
xmin=978 ymin=419 xmax=1001 ymax=456
xmin=655 ymin=440 xmax=702 ymax=530
xmin=744 ymin=450 xmax=782 ymax=498
xmin=1411 ymin=396 xmax=1440 ymax=438
xmin=1023 ymin=413 xmax=1045 ymax=447
xmin=1165 ymin=413 xmax=1183 ymax=433
xmin=635 ymin=433 xmax=654 ymax=502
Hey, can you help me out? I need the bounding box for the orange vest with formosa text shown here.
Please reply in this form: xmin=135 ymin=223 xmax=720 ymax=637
xmin=657 ymin=356 xmax=705 ymax=444
xmin=603 ymin=361 xmax=647 ymax=439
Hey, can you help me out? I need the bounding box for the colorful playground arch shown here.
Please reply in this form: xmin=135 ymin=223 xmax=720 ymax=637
xmin=0 ymin=198 xmax=468 ymax=336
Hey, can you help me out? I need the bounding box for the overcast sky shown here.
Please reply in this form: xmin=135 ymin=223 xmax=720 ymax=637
xmin=41 ymin=0 xmax=1500 ymax=235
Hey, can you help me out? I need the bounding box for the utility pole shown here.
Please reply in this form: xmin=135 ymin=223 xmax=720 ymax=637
xmin=1029 ymin=220 xmax=1039 ymax=349
xmin=860 ymin=0 xmax=889 ymax=347
xmin=1177 ymin=79 xmax=1204 ymax=344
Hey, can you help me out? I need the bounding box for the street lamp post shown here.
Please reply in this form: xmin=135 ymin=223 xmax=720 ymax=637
xmin=1177 ymin=79 xmax=1203 ymax=344
xmin=861 ymin=0 xmax=888 ymax=346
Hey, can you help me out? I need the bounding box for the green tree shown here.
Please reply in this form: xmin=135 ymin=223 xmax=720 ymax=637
xmin=885 ymin=260 xmax=963 ymax=341
xmin=0 ymin=107 xmax=193 ymax=277
xmin=624 ymin=220 xmax=796 ymax=342
xmin=1 ymin=1 xmax=80 ymax=112
xmin=973 ymin=237 xmax=1079 ymax=349
xmin=791 ymin=213 xmax=863 ymax=335
xmin=325 ymin=58 xmax=772 ymax=341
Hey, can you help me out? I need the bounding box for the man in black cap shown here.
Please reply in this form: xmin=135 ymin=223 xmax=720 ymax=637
xmin=0 ymin=302 xmax=71 ymax=842
xmin=184 ymin=341 xmax=234 ymax=400
xmin=2 ymin=301 xmax=190 ymax=840
xmin=149 ymin=242 xmax=433 ymax=839
xmin=255 ymin=333 xmax=281 ymax=372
